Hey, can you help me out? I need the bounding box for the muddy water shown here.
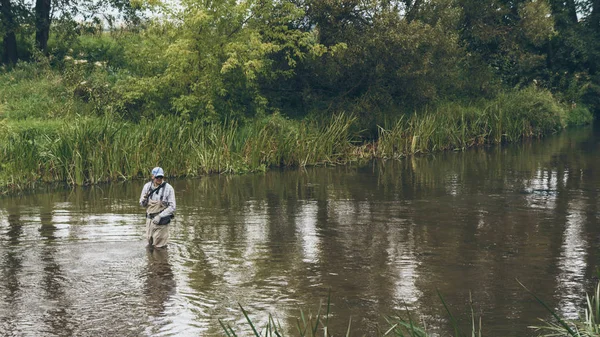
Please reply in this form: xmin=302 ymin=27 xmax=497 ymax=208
xmin=1 ymin=125 xmax=599 ymax=336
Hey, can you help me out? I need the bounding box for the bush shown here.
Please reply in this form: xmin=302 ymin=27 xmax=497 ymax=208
xmin=72 ymin=34 xmax=126 ymax=67
xmin=493 ymin=86 xmax=566 ymax=138
xmin=564 ymin=104 xmax=593 ymax=126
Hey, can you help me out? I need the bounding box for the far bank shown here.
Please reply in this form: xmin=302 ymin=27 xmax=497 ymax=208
xmin=0 ymin=86 xmax=593 ymax=195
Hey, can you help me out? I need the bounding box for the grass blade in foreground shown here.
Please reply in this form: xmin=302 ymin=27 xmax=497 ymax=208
xmin=437 ymin=288 xmax=466 ymax=337
xmin=239 ymin=303 xmax=262 ymax=336
xmin=517 ymin=279 xmax=578 ymax=336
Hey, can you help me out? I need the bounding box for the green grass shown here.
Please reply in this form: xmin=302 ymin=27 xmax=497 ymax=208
xmin=525 ymin=278 xmax=600 ymax=337
xmin=0 ymin=113 xmax=357 ymax=194
xmin=375 ymin=87 xmax=593 ymax=159
xmin=0 ymin=62 xmax=90 ymax=120
xmin=0 ymin=95 xmax=593 ymax=195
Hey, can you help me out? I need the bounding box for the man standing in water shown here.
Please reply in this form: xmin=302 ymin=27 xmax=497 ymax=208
xmin=140 ymin=167 xmax=176 ymax=248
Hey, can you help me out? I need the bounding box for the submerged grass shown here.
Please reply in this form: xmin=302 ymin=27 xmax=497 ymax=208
xmin=524 ymin=278 xmax=600 ymax=337
xmin=222 ymin=291 xmax=483 ymax=337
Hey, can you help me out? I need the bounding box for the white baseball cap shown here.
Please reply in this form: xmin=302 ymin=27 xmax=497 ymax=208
xmin=151 ymin=167 xmax=164 ymax=177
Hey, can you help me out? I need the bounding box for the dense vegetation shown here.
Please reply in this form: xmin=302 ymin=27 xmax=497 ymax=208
xmin=1 ymin=0 xmax=598 ymax=193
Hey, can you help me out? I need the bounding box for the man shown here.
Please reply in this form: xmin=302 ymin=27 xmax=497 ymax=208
xmin=139 ymin=167 xmax=176 ymax=248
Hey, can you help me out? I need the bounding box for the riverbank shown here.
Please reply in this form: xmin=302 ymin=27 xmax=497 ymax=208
xmin=0 ymin=84 xmax=593 ymax=195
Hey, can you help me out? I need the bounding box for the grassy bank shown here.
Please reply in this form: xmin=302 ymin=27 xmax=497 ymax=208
xmin=0 ymin=114 xmax=358 ymax=193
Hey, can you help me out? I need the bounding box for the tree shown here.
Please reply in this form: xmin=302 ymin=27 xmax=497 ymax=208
xmin=263 ymin=0 xmax=471 ymax=131
xmin=591 ymin=0 xmax=600 ymax=32
xmin=1 ymin=0 xmax=18 ymax=64
xmin=548 ymin=0 xmax=577 ymax=30
xmin=2 ymin=0 xmax=140 ymax=63
xmin=35 ymin=0 xmax=51 ymax=53
xmin=113 ymin=0 xmax=329 ymax=121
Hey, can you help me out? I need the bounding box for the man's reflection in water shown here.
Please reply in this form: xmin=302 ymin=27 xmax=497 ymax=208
xmin=0 ymin=207 xmax=24 ymax=334
xmin=145 ymin=248 xmax=176 ymax=318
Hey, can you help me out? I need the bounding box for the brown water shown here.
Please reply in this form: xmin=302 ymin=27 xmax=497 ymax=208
xmin=1 ymin=125 xmax=599 ymax=336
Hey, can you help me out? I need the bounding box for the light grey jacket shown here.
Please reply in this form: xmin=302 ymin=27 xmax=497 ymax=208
xmin=139 ymin=181 xmax=176 ymax=218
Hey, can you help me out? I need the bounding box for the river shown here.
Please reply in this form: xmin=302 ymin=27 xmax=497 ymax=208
xmin=1 ymin=124 xmax=599 ymax=336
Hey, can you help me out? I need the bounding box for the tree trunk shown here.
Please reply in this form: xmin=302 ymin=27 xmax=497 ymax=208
xmin=0 ymin=0 xmax=18 ymax=64
xmin=35 ymin=0 xmax=51 ymax=53
xmin=592 ymin=0 xmax=600 ymax=33
xmin=548 ymin=0 xmax=578 ymax=30
xmin=405 ymin=0 xmax=422 ymax=22
xmin=565 ymin=0 xmax=577 ymax=25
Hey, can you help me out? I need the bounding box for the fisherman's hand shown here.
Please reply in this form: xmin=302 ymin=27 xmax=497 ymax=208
xmin=152 ymin=215 xmax=161 ymax=225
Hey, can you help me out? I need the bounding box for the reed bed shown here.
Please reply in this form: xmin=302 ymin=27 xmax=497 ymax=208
xmin=0 ymin=114 xmax=356 ymax=193
xmin=376 ymin=87 xmax=577 ymax=158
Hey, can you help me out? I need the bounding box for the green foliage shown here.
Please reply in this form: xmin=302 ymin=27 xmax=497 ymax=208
xmin=1 ymin=84 xmax=584 ymax=194
xmin=0 ymin=54 xmax=126 ymax=120
xmin=4 ymin=0 xmax=600 ymax=117
xmin=492 ymin=86 xmax=566 ymax=138
xmin=109 ymin=0 xmax=329 ymax=122
xmin=71 ymin=33 xmax=126 ymax=67
xmin=2 ymin=0 xmax=598 ymax=195
xmin=277 ymin=1 xmax=468 ymax=133
xmin=582 ymin=82 xmax=600 ymax=114
xmin=458 ymin=0 xmax=557 ymax=88
xmin=565 ymin=104 xmax=594 ymax=126
xmin=46 ymin=19 xmax=80 ymax=62
xmin=519 ymin=0 xmax=557 ymax=47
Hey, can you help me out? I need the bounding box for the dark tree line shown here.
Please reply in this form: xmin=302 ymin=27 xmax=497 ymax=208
xmin=275 ymin=0 xmax=600 ymax=115
xmin=1 ymin=0 xmax=19 ymax=64
xmin=1 ymin=0 xmax=137 ymax=64
xmin=2 ymin=0 xmax=600 ymax=123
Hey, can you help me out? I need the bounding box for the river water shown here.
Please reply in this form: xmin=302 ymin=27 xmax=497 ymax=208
xmin=1 ymin=125 xmax=599 ymax=336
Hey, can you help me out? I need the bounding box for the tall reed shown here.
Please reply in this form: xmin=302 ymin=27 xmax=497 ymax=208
xmin=375 ymin=87 xmax=584 ymax=158
xmin=524 ymin=278 xmax=600 ymax=337
xmin=0 ymin=114 xmax=356 ymax=193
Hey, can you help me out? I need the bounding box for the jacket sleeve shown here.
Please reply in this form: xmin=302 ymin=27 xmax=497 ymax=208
xmin=158 ymin=184 xmax=176 ymax=218
xmin=139 ymin=182 xmax=151 ymax=207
